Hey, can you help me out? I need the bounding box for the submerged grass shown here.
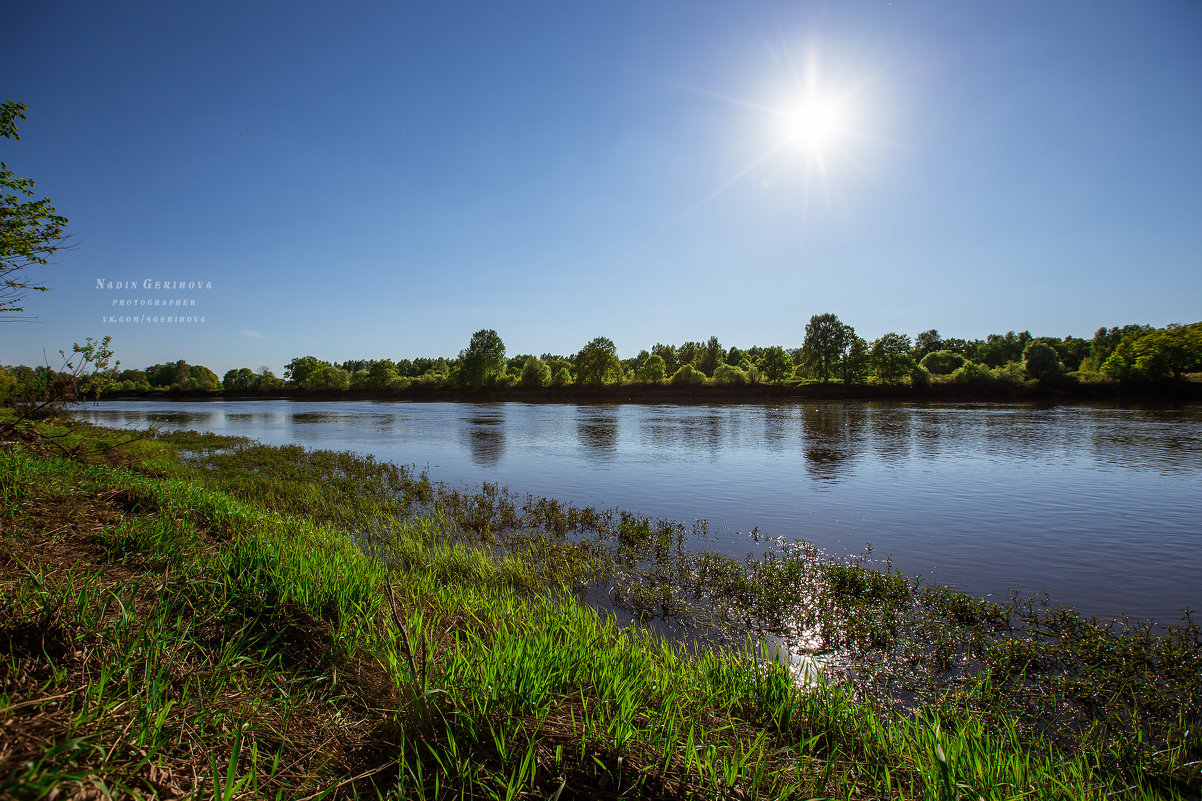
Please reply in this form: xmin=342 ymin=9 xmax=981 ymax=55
xmin=0 ymin=417 xmax=1197 ymax=798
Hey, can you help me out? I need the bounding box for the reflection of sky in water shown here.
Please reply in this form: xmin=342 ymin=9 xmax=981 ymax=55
xmin=79 ymin=399 xmax=1202 ymax=621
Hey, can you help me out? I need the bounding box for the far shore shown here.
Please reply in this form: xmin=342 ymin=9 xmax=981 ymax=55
xmin=102 ymin=379 xmax=1202 ymax=405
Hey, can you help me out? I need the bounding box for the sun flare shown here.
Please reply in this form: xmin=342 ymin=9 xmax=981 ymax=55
xmin=778 ymin=95 xmax=848 ymax=154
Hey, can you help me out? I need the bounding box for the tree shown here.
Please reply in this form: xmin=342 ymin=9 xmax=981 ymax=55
xmin=914 ymin=329 xmax=943 ymax=359
xmin=147 ymin=360 xmax=190 ymax=390
xmin=2 ymin=101 xmax=68 ymax=315
xmin=574 ymin=337 xmax=621 ymax=385
xmin=699 ymin=336 xmax=724 ymax=376
xmin=1023 ymin=342 xmax=1063 ymax=382
xmin=458 ymin=328 xmax=506 ymax=388
xmin=366 ymin=359 xmax=400 ymax=390
xmin=284 ymin=356 xmax=324 ymax=388
xmin=185 ymin=365 xmax=220 ymax=392
xmin=651 ymin=343 xmax=678 ymax=373
xmin=841 ymin=335 xmax=870 ymax=384
xmin=520 ymin=355 xmax=551 ymax=387
xmin=869 ymin=333 xmax=914 ymax=385
xmin=636 ymin=354 xmax=667 ymax=384
xmin=758 ymin=346 xmax=794 ymax=384
xmin=803 ymin=313 xmax=851 ymax=382
xmin=222 ymin=367 xmax=257 ymax=392
xmin=308 ymin=363 xmax=350 ymax=391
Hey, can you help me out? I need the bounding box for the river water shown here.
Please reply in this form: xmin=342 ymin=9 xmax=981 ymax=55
xmin=80 ymin=399 xmax=1202 ymax=623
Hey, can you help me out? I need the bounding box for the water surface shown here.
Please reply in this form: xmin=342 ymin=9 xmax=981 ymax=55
xmin=81 ymin=400 xmax=1202 ymax=622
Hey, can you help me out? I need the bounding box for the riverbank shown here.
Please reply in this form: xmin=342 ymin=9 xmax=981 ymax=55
xmin=2 ymin=417 xmax=1198 ymax=798
xmin=103 ymin=376 xmax=1202 ymax=405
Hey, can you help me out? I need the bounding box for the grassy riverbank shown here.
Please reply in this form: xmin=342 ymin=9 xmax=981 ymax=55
xmin=2 ymin=418 xmax=1198 ymax=799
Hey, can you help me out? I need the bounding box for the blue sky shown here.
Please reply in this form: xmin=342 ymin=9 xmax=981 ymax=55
xmin=4 ymin=1 xmax=1201 ymax=376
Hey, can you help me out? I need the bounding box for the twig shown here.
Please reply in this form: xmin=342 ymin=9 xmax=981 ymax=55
xmin=384 ymin=581 xmax=421 ymax=685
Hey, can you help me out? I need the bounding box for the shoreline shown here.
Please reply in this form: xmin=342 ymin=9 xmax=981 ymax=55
xmin=103 ymin=379 xmax=1202 ymax=405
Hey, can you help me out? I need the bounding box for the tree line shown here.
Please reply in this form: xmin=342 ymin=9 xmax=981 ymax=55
xmin=4 ymin=315 xmax=1199 ymax=403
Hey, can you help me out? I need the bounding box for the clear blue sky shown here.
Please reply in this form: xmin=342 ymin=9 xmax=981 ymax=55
xmin=4 ymin=1 xmax=1200 ymax=376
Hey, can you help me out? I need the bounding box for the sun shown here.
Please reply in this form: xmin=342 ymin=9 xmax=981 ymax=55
xmin=777 ymin=94 xmax=849 ymax=156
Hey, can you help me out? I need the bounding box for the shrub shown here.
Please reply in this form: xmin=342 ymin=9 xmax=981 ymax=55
xmin=951 ymin=361 xmax=993 ymax=385
xmin=670 ymin=364 xmax=707 ymax=386
xmin=551 ymin=367 xmax=572 ymax=386
xmin=909 ymin=363 xmax=931 ymax=388
xmin=711 ymin=363 xmax=748 ymax=386
xmin=992 ymin=361 xmax=1027 ymax=386
xmin=920 ymin=349 xmax=965 ymax=376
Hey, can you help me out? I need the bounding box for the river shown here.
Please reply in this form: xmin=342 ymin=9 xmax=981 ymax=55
xmin=80 ymin=399 xmax=1202 ymax=623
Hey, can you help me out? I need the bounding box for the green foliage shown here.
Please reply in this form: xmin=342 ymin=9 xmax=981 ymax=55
xmin=635 ymin=353 xmax=667 ymax=384
xmin=551 ymin=366 xmax=572 ymax=386
xmin=283 ymin=355 xmax=323 ymax=388
xmin=458 ymin=328 xmax=506 ymax=388
xmin=0 ymin=364 xmax=14 ymax=404
xmin=574 ymin=336 xmax=621 ymax=385
xmin=711 ymin=363 xmax=748 ymax=386
xmin=651 ymin=343 xmax=678 ymax=373
xmin=699 ymin=335 xmax=724 ymax=376
xmin=974 ymin=331 xmax=1032 ymax=368
xmin=1 ymin=101 xmax=68 ymax=315
xmin=307 ymin=363 xmax=350 ymax=391
xmin=758 ymin=346 xmax=794 ymax=384
xmin=255 ymin=368 xmax=284 ymax=391
xmin=520 ymin=355 xmax=551 ymax=388
xmin=909 ymin=362 xmax=931 ymax=387
xmin=869 ymin=332 xmax=914 ymax=385
xmin=920 ymin=349 xmax=966 ymax=375
xmin=222 ymin=367 xmax=257 ymax=392
xmin=1023 ymin=341 xmax=1064 ymax=381
xmin=1102 ymin=324 xmax=1202 ymax=382
xmin=670 ymin=364 xmax=706 ymax=386
xmin=951 ymin=360 xmax=993 ymax=385
xmin=841 ymin=335 xmax=870 ymax=384
xmin=366 ymin=358 xmax=401 ymax=390
xmin=803 ymin=313 xmax=851 ymax=382
xmin=185 ymin=365 xmax=219 ymax=392
xmin=913 ymin=329 xmax=943 ymax=359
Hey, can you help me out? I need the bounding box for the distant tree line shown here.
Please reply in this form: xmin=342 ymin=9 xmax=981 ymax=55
xmin=3 ymin=316 xmax=1200 ymax=404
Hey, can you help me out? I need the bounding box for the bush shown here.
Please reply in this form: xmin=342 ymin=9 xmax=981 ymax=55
xmin=670 ymin=364 xmax=707 ymax=386
xmin=992 ymin=361 xmax=1027 ymax=386
xmin=920 ymin=350 xmax=965 ymax=376
xmin=951 ymin=361 xmax=993 ymax=385
xmin=909 ymin=363 xmax=931 ymax=388
xmin=711 ymin=363 xmax=748 ymax=386
xmin=551 ymin=367 xmax=572 ymax=386
xmin=1023 ymin=342 xmax=1064 ymax=381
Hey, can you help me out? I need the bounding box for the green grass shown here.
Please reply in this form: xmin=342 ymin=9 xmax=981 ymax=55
xmin=1 ymin=417 xmax=1197 ymax=798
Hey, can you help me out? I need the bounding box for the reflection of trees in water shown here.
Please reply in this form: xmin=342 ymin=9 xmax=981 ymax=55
xmin=679 ymin=410 xmax=724 ymax=457
xmin=464 ymin=409 xmax=506 ymax=466
xmin=291 ymin=412 xmax=334 ymax=424
xmin=577 ymin=406 xmax=618 ymax=460
xmin=760 ymin=405 xmax=793 ymax=453
xmin=1088 ymin=407 xmax=1202 ymax=475
xmin=801 ymin=403 xmax=866 ymax=483
xmin=868 ymin=404 xmax=913 ymax=462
